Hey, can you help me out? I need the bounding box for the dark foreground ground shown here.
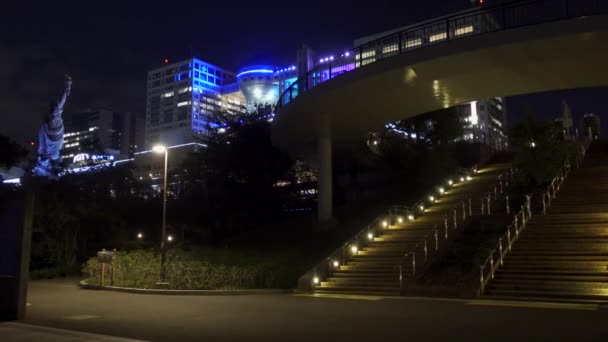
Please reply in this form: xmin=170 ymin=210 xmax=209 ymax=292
xmin=11 ymin=279 xmax=608 ymax=341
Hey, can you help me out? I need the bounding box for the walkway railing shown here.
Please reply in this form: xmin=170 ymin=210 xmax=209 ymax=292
xmin=478 ymin=141 xmax=590 ymax=295
xmin=276 ymin=0 xmax=608 ymax=111
xmin=399 ymin=168 xmax=514 ymax=292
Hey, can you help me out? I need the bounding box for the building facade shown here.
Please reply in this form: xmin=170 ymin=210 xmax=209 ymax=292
xmin=145 ymin=58 xmax=248 ymax=148
xmin=62 ymin=108 xmax=142 ymax=165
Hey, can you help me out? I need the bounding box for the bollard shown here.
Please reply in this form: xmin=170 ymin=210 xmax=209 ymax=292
xmin=468 ymin=198 xmax=472 ymax=217
xmin=507 ymin=228 xmax=512 ymax=251
xmin=490 ymin=257 xmax=494 ymax=279
xmin=506 ymin=196 xmax=510 ymax=215
xmin=444 ymin=218 xmax=449 ymax=239
xmin=453 ymin=209 xmax=458 ymax=230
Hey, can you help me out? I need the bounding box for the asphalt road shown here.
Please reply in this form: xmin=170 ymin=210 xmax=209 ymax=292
xmin=22 ymin=279 xmax=608 ymax=342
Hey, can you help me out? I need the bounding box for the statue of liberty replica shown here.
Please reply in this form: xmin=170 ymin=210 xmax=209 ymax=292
xmin=33 ymin=75 xmax=72 ymax=178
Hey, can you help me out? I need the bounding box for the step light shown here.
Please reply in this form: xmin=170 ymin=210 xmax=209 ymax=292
xmin=429 ymin=196 xmax=435 ymax=202
xmin=367 ymin=232 xmax=374 ymax=240
xmin=333 ymin=260 xmax=340 ymax=268
xmin=351 ymin=245 xmax=358 ymax=253
xmin=397 ymin=217 xmax=404 ymax=224
xmin=381 ymin=220 xmax=388 ymax=228
xmin=313 ymin=277 xmax=320 ymax=285
xmin=448 ymin=180 xmax=453 ymax=186
xmin=408 ymin=214 xmax=415 ymax=222
xmin=438 ymin=187 xmax=445 ymax=195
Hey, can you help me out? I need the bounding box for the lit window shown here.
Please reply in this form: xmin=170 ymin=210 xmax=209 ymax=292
xmin=455 ymin=26 xmax=474 ymax=36
xmin=177 ymin=101 xmax=191 ymax=107
xmin=163 ymin=92 xmax=174 ymax=98
xmin=429 ymin=32 xmax=447 ymax=42
xmin=405 ymin=38 xmax=422 ymax=48
xmin=382 ymin=44 xmax=398 ymax=54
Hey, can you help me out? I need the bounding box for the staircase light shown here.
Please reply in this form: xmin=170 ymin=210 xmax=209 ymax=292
xmin=333 ymin=260 xmax=340 ymax=268
xmin=460 ymin=177 xmax=465 ymax=182
xmin=367 ymin=232 xmax=374 ymax=240
xmin=419 ymin=205 xmax=425 ymax=211
xmin=448 ymin=180 xmax=453 ymax=186
xmin=381 ymin=220 xmax=388 ymax=228
xmin=466 ymin=175 xmax=473 ymax=181
xmin=408 ymin=214 xmax=415 ymax=221
xmin=439 ymin=187 xmax=445 ymax=195
xmin=351 ymin=245 xmax=358 ymax=253
xmin=429 ymin=196 xmax=435 ymax=202
xmin=313 ymin=277 xmax=320 ymax=284
xmin=397 ymin=217 xmax=404 ymax=224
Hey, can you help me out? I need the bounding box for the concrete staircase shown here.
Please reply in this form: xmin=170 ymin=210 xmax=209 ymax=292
xmin=485 ymin=142 xmax=608 ymax=302
xmin=315 ymin=163 xmax=511 ymax=296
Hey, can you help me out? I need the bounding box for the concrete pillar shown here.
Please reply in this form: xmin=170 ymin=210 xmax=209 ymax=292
xmin=317 ymin=115 xmax=333 ymax=223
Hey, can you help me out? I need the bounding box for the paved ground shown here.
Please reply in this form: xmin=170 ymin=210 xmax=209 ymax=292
xmin=15 ymin=279 xmax=608 ymax=341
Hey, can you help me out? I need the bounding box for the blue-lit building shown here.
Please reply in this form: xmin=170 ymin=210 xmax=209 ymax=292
xmin=145 ymin=58 xmax=247 ymax=147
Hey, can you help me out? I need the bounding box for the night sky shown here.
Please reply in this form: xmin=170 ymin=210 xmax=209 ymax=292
xmin=1 ymin=0 xmax=605 ymax=144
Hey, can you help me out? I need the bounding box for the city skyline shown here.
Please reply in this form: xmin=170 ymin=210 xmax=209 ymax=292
xmin=1 ymin=0 xmax=606 ymax=144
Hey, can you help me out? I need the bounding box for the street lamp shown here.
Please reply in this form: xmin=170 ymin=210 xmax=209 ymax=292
xmin=153 ymin=144 xmax=169 ymax=284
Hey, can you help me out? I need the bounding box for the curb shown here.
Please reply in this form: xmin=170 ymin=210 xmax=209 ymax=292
xmin=78 ymin=280 xmax=292 ymax=295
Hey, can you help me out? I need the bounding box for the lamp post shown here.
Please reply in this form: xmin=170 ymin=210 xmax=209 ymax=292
xmin=152 ymin=144 xmax=168 ymax=284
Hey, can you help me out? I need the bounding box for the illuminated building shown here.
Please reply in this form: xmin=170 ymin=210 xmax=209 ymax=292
xmin=145 ymin=58 xmax=246 ymax=148
xmin=62 ymin=108 xmax=143 ymax=164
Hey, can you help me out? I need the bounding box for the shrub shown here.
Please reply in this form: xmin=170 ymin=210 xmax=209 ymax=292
xmin=81 ymin=248 xmax=281 ymax=290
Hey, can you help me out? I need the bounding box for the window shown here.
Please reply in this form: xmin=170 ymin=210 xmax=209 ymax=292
xmin=429 ymin=32 xmax=447 ymax=42
xmin=405 ymin=38 xmax=422 ymax=48
xmin=194 ymin=63 xmax=199 ymax=69
xmin=208 ymin=76 xmax=215 ymax=84
xmin=201 ymin=65 xmax=207 ymax=73
xmin=208 ymin=68 xmax=215 ymax=75
xmin=164 ymin=77 xmax=172 ymax=84
xmin=194 ymin=71 xmax=199 ymax=78
xmin=200 ymin=74 xmax=207 ymax=81
xmin=153 ymin=80 xmax=161 ymax=87
xmin=455 ymin=26 xmax=474 ymax=36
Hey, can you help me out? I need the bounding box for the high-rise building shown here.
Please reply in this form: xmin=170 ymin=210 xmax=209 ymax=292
xmin=145 ymin=58 xmax=247 ymax=148
xmin=460 ymin=98 xmax=508 ymax=150
xmin=62 ymin=108 xmax=142 ymax=165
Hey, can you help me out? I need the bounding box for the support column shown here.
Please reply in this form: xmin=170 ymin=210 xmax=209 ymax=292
xmin=317 ymin=125 xmax=333 ymax=223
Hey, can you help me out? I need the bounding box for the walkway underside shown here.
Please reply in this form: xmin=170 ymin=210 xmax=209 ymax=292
xmin=273 ymin=15 xmax=608 ymax=156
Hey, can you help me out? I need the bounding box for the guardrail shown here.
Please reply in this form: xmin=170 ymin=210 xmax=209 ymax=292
xmin=399 ymin=167 xmax=514 ymax=292
xmin=299 ymin=165 xmax=480 ymax=291
xmin=478 ymin=140 xmax=591 ymax=295
xmin=276 ymin=0 xmax=608 ymax=111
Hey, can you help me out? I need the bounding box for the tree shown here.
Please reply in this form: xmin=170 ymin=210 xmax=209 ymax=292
xmin=0 ymin=134 xmax=27 ymax=169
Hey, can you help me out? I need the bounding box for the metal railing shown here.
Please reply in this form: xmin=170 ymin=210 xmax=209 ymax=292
xmin=399 ymin=167 xmax=514 ymax=292
xmin=275 ymin=0 xmax=608 ymax=111
xmin=478 ymin=140 xmax=591 ymax=295
xmin=302 ymin=165 xmax=479 ymax=290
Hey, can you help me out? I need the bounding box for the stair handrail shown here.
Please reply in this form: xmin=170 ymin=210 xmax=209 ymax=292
xmin=478 ymin=146 xmax=585 ymax=295
xmin=400 ymin=167 xmax=514 ymax=290
xmin=300 ymin=165 xmax=479 ymax=291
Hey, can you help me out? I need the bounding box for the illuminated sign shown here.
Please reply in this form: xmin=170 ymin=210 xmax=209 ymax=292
xmin=73 ymin=153 xmax=90 ymax=163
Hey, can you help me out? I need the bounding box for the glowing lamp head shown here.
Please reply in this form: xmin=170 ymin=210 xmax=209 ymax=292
xmin=448 ymin=180 xmax=453 ymax=186
xmin=333 ymin=260 xmax=340 ymax=268
xmin=137 ymin=233 xmax=143 ymax=239
xmin=398 ymin=217 xmax=404 ymax=224
xmin=152 ymin=145 xmax=167 ymax=153
xmin=466 ymin=176 xmax=473 ymax=181
xmin=351 ymin=245 xmax=358 ymax=253
xmin=313 ymin=277 xmax=320 ymax=285
xmin=408 ymin=214 xmax=415 ymax=221
xmin=460 ymin=177 xmax=465 ymax=182
xmin=419 ymin=205 xmax=425 ymax=211
xmin=167 ymin=235 xmax=173 ymax=242
xmin=439 ymin=187 xmax=445 ymax=195
xmin=367 ymin=232 xmax=374 ymax=240
xmin=381 ymin=220 xmax=388 ymax=228
xmin=429 ymin=196 xmax=435 ymax=202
